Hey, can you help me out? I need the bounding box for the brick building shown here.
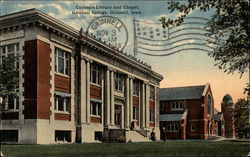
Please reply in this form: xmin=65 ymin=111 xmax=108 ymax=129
xmin=221 ymin=94 xmax=235 ymax=138
xmin=0 ymin=9 xmax=163 ymax=144
xmin=214 ymin=109 xmax=225 ymax=137
xmin=159 ymin=83 xmax=215 ymax=139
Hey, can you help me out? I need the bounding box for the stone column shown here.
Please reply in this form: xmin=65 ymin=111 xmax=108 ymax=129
xmin=80 ymin=58 xmax=86 ymax=123
xmin=129 ymin=77 xmax=133 ymax=126
xmin=125 ymin=75 xmax=130 ymax=128
xmin=140 ymin=82 xmax=145 ymax=128
xmin=155 ymin=86 xmax=159 ymax=127
xmin=86 ymin=60 xmax=91 ymax=123
xmin=105 ymin=67 xmax=110 ymax=126
xmin=101 ymin=69 xmax=105 ymax=125
xmin=110 ymin=69 xmax=115 ymax=125
xmin=145 ymin=83 xmax=150 ymax=128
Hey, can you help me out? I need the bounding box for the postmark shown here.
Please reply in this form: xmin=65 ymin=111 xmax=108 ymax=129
xmin=87 ymin=16 xmax=128 ymax=51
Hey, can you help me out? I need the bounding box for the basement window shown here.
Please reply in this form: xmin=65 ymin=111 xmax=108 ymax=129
xmin=94 ymin=131 xmax=102 ymax=141
xmin=55 ymin=130 xmax=71 ymax=142
xmin=0 ymin=130 xmax=18 ymax=142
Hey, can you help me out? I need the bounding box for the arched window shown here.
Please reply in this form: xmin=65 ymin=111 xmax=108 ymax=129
xmin=207 ymin=94 xmax=212 ymax=115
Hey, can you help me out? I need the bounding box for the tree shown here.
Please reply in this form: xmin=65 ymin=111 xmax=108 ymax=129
xmin=234 ymin=98 xmax=250 ymax=138
xmin=0 ymin=55 xmax=19 ymax=109
xmin=160 ymin=0 xmax=250 ymax=94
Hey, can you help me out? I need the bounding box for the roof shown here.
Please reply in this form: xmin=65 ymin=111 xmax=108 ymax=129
xmin=160 ymin=110 xmax=188 ymax=121
xmin=160 ymin=114 xmax=183 ymax=121
xmin=222 ymin=94 xmax=233 ymax=104
xmin=160 ymin=83 xmax=210 ymax=101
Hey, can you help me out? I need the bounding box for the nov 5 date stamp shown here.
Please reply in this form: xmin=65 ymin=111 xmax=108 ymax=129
xmin=87 ymin=16 xmax=128 ymax=51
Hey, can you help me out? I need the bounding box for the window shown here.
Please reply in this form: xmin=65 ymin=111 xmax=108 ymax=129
xmin=166 ymin=124 xmax=179 ymax=132
xmin=90 ymin=101 xmax=101 ymax=116
xmin=191 ymin=125 xmax=195 ymax=131
xmin=114 ymin=104 xmax=122 ymax=126
xmin=90 ymin=64 xmax=101 ymax=85
xmin=114 ymin=73 xmax=123 ymax=91
xmin=0 ymin=43 xmax=19 ymax=69
xmin=171 ymin=102 xmax=183 ymax=110
xmin=0 ymin=130 xmax=18 ymax=142
xmin=150 ymin=110 xmax=155 ymax=122
xmin=94 ymin=131 xmax=102 ymax=141
xmin=133 ymin=80 xmax=139 ymax=96
xmin=55 ymin=48 xmax=70 ymax=75
xmin=2 ymin=94 xmax=19 ymax=111
xmin=133 ymin=106 xmax=139 ymax=120
xmin=160 ymin=103 xmax=164 ymax=110
xmin=149 ymin=85 xmax=155 ymax=100
xmin=207 ymin=94 xmax=212 ymax=115
xmin=55 ymin=130 xmax=71 ymax=142
xmin=54 ymin=95 xmax=71 ymax=113
xmin=0 ymin=44 xmax=20 ymax=111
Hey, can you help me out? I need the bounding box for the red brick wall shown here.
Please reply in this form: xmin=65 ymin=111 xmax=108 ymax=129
xmin=186 ymin=99 xmax=204 ymax=120
xmin=133 ymin=96 xmax=139 ymax=106
xmin=222 ymin=103 xmax=235 ymax=138
xmin=162 ymin=121 xmax=181 ymax=139
xmin=55 ymin=113 xmax=71 ymax=121
xmin=23 ymin=40 xmax=37 ymax=119
xmin=181 ymin=119 xmax=187 ymax=139
xmin=160 ymin=100 xmax=184 ymax=114
xmin=149 ymin=122 xmax=155 ymax=127
xmin=90 ymin=117 xmax=101 ymax=123
xmin=149 ymin=100 xmax=155 ymax=110
xmin=37 ymin=40 xmax=51 ymax=119
xmin=187 ymin=120 xmax=205 ymax=139
xmin=55 ymin=74 xmax=70 ymax=93
xmin=90 ymin=84 xmax=101 ymax=99
xmin=23 ymin=39 xmax=51 ymax=119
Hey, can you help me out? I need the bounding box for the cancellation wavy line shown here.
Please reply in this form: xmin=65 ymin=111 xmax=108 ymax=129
xmin=169 ymin=27 xmax=208 ymax=35
xmin=137 ymin=37 xmax=220 ymax=47
xmin=138 ymin=48 xmax=212 ymax=56
xmin=138 ymin=42 xmax=214 ymax=52
xmin=136 ymin=33 xmax=221 ymax=42
xmin=168 ymin=22 xmax=207 ymax=31
xmin=135 ymin=17 xmax=210 ymax=24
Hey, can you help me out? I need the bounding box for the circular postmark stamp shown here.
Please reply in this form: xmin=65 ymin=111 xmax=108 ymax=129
xmin=87 ymin=16 xmax=128 ymax=51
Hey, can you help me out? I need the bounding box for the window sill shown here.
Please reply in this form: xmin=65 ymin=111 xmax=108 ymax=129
xmin=114 ymin=89 xmax=124 ymax=93
xmin=90 ymin=83 xmax=101 ymax=87
xmin=55 ymin=72 xmax=70 ymax=78
xmin=54 ymin=111 xmax=70 ymax=115
xmin=166 ymin=130 xmax=179 ymax=132
xmin=133 ymin=95 xmax=139 ymax=97
xmin=90 ymin=115 xmax=101 ymax=118
xmin=171 ymin=109 xmax=183 ymax=111
xmin=2 ymin=109 xmax=19 ymax=113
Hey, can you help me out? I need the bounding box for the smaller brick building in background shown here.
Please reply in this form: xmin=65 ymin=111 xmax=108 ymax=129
xmin=221 ymin=94 xmax=235 ymax=138
xmin=159 ymin=83 xmax=216 ymax=140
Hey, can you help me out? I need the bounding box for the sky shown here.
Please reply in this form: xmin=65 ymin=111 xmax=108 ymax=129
xmin=1 ymin=1 xmax=248 ymax=111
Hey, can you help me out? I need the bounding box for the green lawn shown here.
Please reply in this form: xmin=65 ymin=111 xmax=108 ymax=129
xmin=1 ymin=141 xmax=249 ymax=157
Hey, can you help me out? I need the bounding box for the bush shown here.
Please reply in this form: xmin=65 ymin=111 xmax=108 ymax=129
xmin=116 ymin=136 xmax=126 ymax=143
